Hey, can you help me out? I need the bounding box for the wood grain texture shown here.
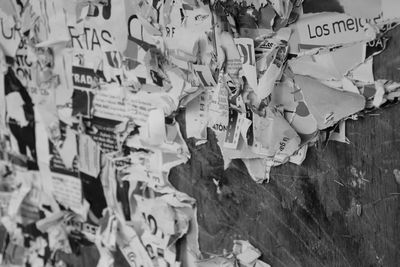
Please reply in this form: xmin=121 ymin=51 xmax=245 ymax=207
xmin=58 ymin=19 xmax=400 ymax=267
xmin=169 ymin=26 xmax=400 ymax=266
xmin=171 ymin=102 xmax=400 ymax=267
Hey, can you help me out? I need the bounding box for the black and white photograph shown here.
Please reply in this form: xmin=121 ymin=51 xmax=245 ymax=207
xmin=1 ymin=0 xmax=400 ymax=266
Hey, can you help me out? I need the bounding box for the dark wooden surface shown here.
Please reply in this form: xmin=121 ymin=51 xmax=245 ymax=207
xmin=56 ymin=19 xmax=400 ymax=267
xmin=169 ymin=27 xmax=400 ymax=267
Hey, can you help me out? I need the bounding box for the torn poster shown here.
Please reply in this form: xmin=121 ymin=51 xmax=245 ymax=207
xmin=0 ymin=0 xmax=400 ymax=266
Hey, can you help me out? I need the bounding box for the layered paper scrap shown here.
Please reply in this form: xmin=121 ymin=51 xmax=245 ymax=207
xmin=0 ymin=0 xmax=400 ymax=266
xmin=197 ymin=240 xmax=271 ymax=267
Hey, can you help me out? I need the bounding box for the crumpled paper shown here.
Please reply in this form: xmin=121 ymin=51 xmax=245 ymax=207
xmin=1 ymin=0 xmax=400 ymax=266
xmin=197 ymin=240 xmax=271 ymax=267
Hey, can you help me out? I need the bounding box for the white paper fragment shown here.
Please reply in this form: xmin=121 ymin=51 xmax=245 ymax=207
xmin=289 ymin=13 xmax=377 ymax=54
xmin=289 ymin=145 xmax=308 ymax=165
xmin=294 ymin=75 xmax=366 ymax=129
xmin=328 ymin=120 xmax=350 ymax=144
xmin=1 ymin=0 xmax=400 ymax=265
xmin=78 ymin=134 xmax=101 ymax=177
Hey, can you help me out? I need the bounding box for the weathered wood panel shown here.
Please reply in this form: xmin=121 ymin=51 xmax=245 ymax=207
xmin=169 ymin=25 xmax=400 ymax=267
xmin=171 ymin=102 xmax=400 ymax=267
xmin=58 ymin=15 xmax=400 ymax=267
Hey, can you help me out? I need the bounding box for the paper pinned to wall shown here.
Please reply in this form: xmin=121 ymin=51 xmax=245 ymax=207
xmin=0 ymin=0 xmax=400 ymax=265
